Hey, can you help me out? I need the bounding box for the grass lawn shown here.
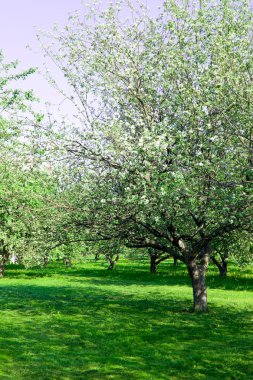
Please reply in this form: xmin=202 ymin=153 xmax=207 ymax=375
xmin=0 ymin=259 xmax=252 ymax=380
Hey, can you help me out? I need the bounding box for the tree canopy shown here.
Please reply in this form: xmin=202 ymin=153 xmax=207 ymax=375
xmin=37 ymin=0 xmax=253 ymax=311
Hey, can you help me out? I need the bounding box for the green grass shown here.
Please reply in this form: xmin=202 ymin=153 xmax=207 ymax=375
xmin=0 ymin=259 xmax=252 ymax=379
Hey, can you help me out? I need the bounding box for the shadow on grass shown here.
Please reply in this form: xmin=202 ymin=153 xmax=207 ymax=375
xmin=5 ymin=261 xmax=253 ymax=292
xmin=0 ymin=278 xmax=252 ymax=380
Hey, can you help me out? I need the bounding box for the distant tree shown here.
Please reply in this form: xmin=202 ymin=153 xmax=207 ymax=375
xmin=40 ymin=1 xmax=253 ymax=311
xmin=211 ymin=232 xmax=253 ymax=276
xmin=211 ymin=238 xmax=229 ymax=277
xmin=86 ymin=240 xmax=122 ymax=270
xmin=146 ymin=248 xmax=170 ymax=274
xmin=0 ymin=52 xmax=39 ymax=276
xmin=0 ymin=159 xmax=56 ymax=275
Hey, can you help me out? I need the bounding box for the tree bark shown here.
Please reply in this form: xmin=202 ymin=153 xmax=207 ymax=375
xmin=173 ymin=257 xmax=178 ymax=267
xmin=187 ymin=252 xmax=209 ymax=312
xmin=0 ymin=247 xmax=9 ymax=278
xmin=150 ymin=255 xmax=157 ymax=273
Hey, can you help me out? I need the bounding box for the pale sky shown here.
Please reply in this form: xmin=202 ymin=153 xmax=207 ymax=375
xmin=0 ymin=0 xmax=161 ymax=110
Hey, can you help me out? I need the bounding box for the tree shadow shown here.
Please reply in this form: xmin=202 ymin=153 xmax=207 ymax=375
xmin=5 ymin=261 xmax=253 ymax=292
xmin=0 ymin=280 xmax=252 ymax=379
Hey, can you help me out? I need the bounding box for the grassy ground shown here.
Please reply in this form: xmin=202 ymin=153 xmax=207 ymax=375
xmin=0 ymin=259 xmax=252 ymax=380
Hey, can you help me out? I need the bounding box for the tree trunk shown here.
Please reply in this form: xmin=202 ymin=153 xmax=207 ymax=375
xmin=95 ymin=253 xmax=100 ymax=261
xmin=107 ymin=255 xmax=119 ymax=270
xmin=211 ymin=255 xmax=228 ymax=277
xmin=173 ymin=257 xmax=178 ymax=267
xmin=107 ymin=261 xmax=114 ymax=270
xmin=17 ymin=256 xmax=23 ymax=265
xmin=43 ymin=255 xmax=49 ymax=267
xmin=0 ymin=247 xmax=9 ymax=278
xmin=187 ymin=255 xmax=209 ymax=312
xmin=150 ymin=255 xmax=157 ymax=273
xmin=107 ymin=259 xmax=116 ymax=270
xmin=218 ymin=260 xmax=227 ymax=277
xmin=64 ymin=257 xmax=72 ymax=268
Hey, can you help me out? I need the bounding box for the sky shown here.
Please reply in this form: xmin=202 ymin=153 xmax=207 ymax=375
xmin=0 ymin=0 xmax=161 ymax=110
xmin=0 ymin=0 xmax=88 ymax=108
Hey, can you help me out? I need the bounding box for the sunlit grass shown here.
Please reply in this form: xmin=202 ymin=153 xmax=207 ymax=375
xmin=0 ymin=259 xmax=252 ymax=379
